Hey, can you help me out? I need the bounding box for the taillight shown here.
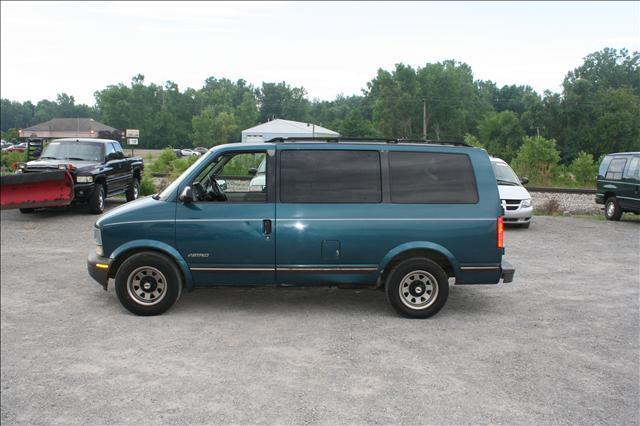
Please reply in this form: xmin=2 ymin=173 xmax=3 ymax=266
xmin=497 ymin=216 xmax=504 ymax=249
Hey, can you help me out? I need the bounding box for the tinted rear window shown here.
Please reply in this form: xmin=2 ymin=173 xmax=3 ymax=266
xmin=280 ymin=150 xmax=382 ymax=203
xmin=389 ymin=151 xmax=478 ymax=203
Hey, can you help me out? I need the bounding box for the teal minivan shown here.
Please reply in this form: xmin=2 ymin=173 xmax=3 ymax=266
xmin=88 ymin=138 xmax=515 ymax=318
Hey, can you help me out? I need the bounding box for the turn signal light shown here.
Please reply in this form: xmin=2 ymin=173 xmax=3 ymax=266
xmin=497 ymin=216 xmax=504 ymax=249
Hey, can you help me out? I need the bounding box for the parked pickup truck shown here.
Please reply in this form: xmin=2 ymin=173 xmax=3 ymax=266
xmin=11 ymin=138 xmax=143 ymax=214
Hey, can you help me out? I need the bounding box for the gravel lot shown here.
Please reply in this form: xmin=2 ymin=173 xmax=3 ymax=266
xmin=1 ymin=203 xmax=638 ymax=425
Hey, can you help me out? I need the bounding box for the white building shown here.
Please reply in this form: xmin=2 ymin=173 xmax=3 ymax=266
xmin=241 ymin=119 xmax=339 ymax=143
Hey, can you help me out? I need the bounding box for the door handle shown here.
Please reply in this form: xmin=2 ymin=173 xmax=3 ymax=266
xmin=263 ymin=219 xmax=272 ymax=235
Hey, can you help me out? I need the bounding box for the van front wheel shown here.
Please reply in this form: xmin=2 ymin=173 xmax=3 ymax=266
xmin=385 ymin=258 xmax=449 ymax=318
xmin=114 ymin=251 xmax=183 ymax=316
xmin=605 ymin=197 xmax=622 ymax=221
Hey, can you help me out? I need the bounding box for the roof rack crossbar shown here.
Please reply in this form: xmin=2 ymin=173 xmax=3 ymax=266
xmin=264 ymin=137 xmax=470 ymax=147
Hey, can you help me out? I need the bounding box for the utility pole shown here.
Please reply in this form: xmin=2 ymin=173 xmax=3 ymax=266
xmin=534 ymin=126 xmax=544 ymax=137
xmin=422 ymin=98 xmax=427 ymax=141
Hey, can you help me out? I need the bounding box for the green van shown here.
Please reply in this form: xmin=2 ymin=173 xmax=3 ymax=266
xmin=596 ymin=152 xmax=640 ymax=220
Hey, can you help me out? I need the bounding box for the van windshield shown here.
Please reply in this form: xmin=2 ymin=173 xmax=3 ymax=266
xmin=492 ymin=161 xmax=521 ymax=186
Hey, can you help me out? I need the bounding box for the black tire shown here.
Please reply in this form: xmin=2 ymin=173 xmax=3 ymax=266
xmin=89 ymin=183 xmax=106 ymax=214
xmin=114 ymin=251 xmax=183 ymax=316
xmin=605 ymin=196 xmax=623 ymax=221
xmin=125 ymin=177 xmax=140 ymax=202
xmin=520 ymin=222 xmax=531 ymax=229
xmin=385 ymin=257 xmax=449 ymax=318
xmin=19 ymin=208 xmax=35 ymax=214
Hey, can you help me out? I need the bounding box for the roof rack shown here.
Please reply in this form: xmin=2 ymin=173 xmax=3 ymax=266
xmin=265 ymin=137 xmax=470 ymax=147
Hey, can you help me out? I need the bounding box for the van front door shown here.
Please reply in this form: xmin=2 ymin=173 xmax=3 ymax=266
xmin=175 ymin=150 xmax=275 ymax=286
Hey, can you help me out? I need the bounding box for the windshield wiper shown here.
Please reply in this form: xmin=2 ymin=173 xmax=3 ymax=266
xmin=39 ymin=156 xmax=58 ymax=160
xmin=65 ymin=157 xmax=86 ymax=161
xmin=496 ymin=179 xmax=519 ymax=186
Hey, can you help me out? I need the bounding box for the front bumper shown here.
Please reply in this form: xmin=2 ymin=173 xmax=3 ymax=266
xmin=501 ymin=260 xmax=515 ymax=283
xmin=73 ymin=182 xmax=95 ymax=201
xmin=504 ymin=206 xmax=533 ymax=224
xmin=87 ymin=252 xmax=111 ymax=290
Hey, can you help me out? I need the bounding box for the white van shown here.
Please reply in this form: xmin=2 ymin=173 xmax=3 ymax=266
xmin=491 ymin=157 xmax=533 ymax=228
xmin=248 ymin=158 xmax=266 ymax=191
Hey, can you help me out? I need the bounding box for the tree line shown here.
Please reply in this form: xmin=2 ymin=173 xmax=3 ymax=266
xmin=1 ymin=47 xmax=638 ymax=164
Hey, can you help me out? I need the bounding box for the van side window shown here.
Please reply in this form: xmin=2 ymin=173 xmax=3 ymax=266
xmin=623 ymin=157 xmax=638 ymax=179
xmin=389 ymin=152 xmax=478 ymax=204
xmin=192 ymin=151 xmax=268 ymax=203
xmin=280 ymin=150 xmax=382 ymax=203
xmin=605 ymin=158 xmax=627 ymax=181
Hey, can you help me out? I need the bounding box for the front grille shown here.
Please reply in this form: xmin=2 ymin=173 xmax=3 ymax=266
xmin=502 ymin=199 xmax=521 ymax=211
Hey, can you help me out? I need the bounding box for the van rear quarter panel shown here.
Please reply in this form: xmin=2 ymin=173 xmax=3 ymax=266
xmin=275 ymin=144 xmax=503 ymax=285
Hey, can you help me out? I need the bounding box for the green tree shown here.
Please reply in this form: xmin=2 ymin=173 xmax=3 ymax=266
xmin=365 ymin=60 xmax=491 ymax=140
xmin=1 ymin=99 xmax=35 ymax=131
xmin=558 ymin=48 xmax=640 ymax=160
xmin=463 ymin=133 xmax=483 ymax=148
xmin=568 ymin=151 xmax=597 ymax=187
xmin=191 ymin=107 xmax=216 ymax=147
xmin=590 ymin=87 xmax=640 ymax=156
xmin=1 ymin=128 xmax=20 ymax=142
xmin=211 ymin=111 xmax=238 ymax=144
xmin=565 ymin=48 xmax=639 ymax=95
xmin=478 ymin=111 xmax=525 ymax=161
xmin=258 ymin=82 xmax=309 ymax=122
xmin=512 ymin=136 xmax=561 ymax=186
xmin=236 ymin=92 xmax=259 ymax=131
xmin=338 ymin=110 xmax=377 ymax=137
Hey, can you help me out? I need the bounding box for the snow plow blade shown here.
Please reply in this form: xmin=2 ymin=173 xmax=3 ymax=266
xmin=0 ymin=171 xmax=74 ymax=210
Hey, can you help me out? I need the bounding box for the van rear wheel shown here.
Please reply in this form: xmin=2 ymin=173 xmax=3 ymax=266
xmin=114 ymin=251 xmax=183 ymax=316
xmin=385 ymin=258 xmax=449 ymax=318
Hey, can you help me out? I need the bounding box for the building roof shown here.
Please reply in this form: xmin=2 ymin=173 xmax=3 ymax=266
xmin=21 ymin=118 xmax=118 ymax=133
xmin=242 ymin=119 xmax=339 ymax=136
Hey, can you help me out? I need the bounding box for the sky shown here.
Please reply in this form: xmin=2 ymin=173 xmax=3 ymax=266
xmin=1 ymin=1 xmax=639 ymax=106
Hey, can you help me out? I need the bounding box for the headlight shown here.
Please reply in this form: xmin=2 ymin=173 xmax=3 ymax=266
xmin=77 ymin=176 xmax=93 ymax=183
xmin=58 ymin=164 xmax=68 ymax=170
xmin=94 ymin=227 xmax=104 ymax=256
xmin=521 ymin=198 xmax=532 ymax=208
xmin=93 ymin=227 xmax=102 ymax=245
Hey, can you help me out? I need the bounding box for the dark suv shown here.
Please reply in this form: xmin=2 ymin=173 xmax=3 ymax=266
xmin=596 ymin=152 xmax=640 ymax=220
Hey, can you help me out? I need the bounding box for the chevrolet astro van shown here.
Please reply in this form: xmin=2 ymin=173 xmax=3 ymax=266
xmin=88 ymin=138 xmax=515 ymax=318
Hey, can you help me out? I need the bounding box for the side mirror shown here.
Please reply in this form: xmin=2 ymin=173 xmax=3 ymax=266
xmin=248 ymin=168 xmax=258 ymax=176
xmin=105 ymin=153 xmax=117 ymax=162
xmin=179 ymin=186 xmax=193 ymax=203
xmin=520 ymin=177 xmax=529 ymax=185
